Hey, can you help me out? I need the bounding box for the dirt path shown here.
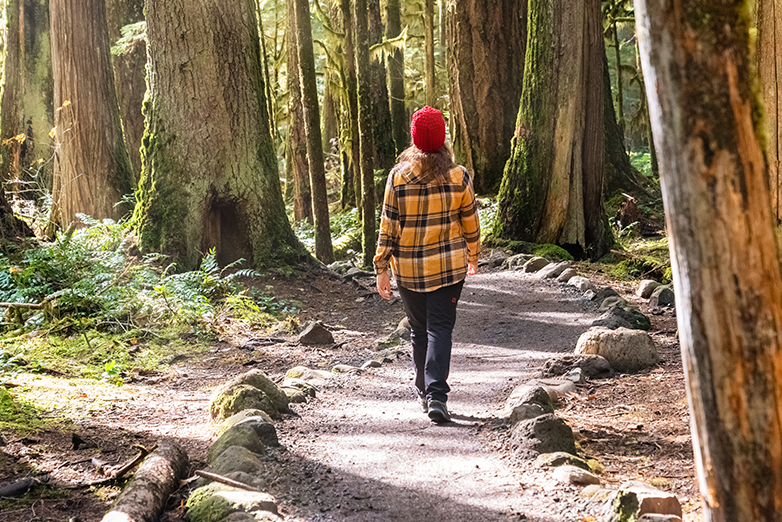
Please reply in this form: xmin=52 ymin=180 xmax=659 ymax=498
xmin=265 ymin=271 xmax=606 ymax=522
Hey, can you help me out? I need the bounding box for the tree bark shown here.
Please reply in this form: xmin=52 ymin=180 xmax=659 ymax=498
xmin=385 ymin=0 xmax=407 ymax=155
xmin=0 ymin=0 xmax=54 ymax=192
xmin=447 ymin=0 xmax=526 ymax=193
xmin=294 ymin=0 xmax=333 ymax=263
xmin=50 ymin=0 xmax=134 ymax=228
xmin=636 ymin=0 xmax=782 ymax=520
xmin=424 ymin=0 xmax=436 ymax=106
xmin=352 ymin=0 xmax=376 ymax=266
xmin=105 ymin=0 xmax=145 ymax=181
xmin=340 ymin=0 xmax=362 ymax=212
xmin=368 ymin=0 xmax=396 ymax=172
xmin=287 ymin=0 xmax=313 ymax=225
xmin=101 ymin=441 xmax=188 ymax=522
xmin=137 ymin=0 xmax=305 ymax=270
xmin=494 ymin=0 xmax=611 ymax=260
xmin=756 ymin=0 xmax=782 ymax=224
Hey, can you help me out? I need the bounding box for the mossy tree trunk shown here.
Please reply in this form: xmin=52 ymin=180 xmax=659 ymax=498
xmin=636 ymin=1 xmax=782 ymax=519
xmin=756 ymin=0 xmax=782 ymax=224
xmin=352 ymin=0 xmax=376 ymax=266
xmin=385 ymin=0 xmax=407 ymax=156
xmin=137 ymin=0 xmax=305 ymax=270
xmin=287 ymin=0 xmax=313 ymax=224
xmin=322 ymin=76 xmax=339 ymax=154
xmin=424 ymin=0 xmax=436 ymax=106
xmin=294 ymin=0 xmax=333 ymax=263
xmin=105 ymin=0 xmax=145 ymax=180
xmin=50 ymin=0 xmax=134 ymax=228
xmin=494 ymin=0 xmax=611 ymax=260
xmin=340 ymin=0 xmax=362 ymax=213
xmin=447 ymin=0 xmax=526 ymax=194
xmin=0 ymin=0 xmax=54 ymax=193
xmin=368 ymin=0 xmax=396 ymax=172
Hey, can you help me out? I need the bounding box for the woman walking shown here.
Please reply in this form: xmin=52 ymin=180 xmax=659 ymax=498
xmin=374 ymin=106 xmax=481 ymax=423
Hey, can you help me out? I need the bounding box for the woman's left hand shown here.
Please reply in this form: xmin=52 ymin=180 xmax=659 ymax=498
xmin=377 ymin=271 xmax=392 ymax=300
xmin=467 ymin=263 xmax=478 ymax=276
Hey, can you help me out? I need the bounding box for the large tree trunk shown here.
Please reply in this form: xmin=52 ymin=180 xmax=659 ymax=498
xmin=424 ymin=0 xmax=436 ymax=106
xmin=105 ymin=0 xmax=145 ymax=181
xmin=368 ymin=0 xmax=396 ymax=172
xmin=137 ymin=0 xmax=305 ymax=270
xmin=447 ymin=0 xmax=526 ymax=194
xmin=757 ymin=0 xmax=782 ymax=224
xmin=385 ymin=0 xmax=407 ymax=156
xmin=340 ymin=0 xmax=362 ymax=213
xmin=294 ymin=0 xmax=333 ymax=263
xmin=352 ymin=0 xmax=376 ymax=266
xmin=636 ymin=1 xmax=782 ymax=520
xmin=0 ymin=0 xmax=54 ymax=193
xmin=286 ymin=0 xmax=313 ymax=225
xmin=50 ymin=0 xmax=134 ymax=228
xmin=494 ymin=0 xmax=611 ymax=260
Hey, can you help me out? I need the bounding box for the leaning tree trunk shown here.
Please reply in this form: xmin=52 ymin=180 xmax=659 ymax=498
xmin=385 ymin=0 xmax=407 ymax=155
xmin=105 ymin=0 xmax=146 ymax=180
xmin=447 ymin=0 xmax=526 ymax=193
xmin=424 ymin=0 xmax=436 ymax=106
xmin=352 ymin=0 xmax=376 ymax=266
xmin=0 ymin=0 xmax=54 ymax=192
xmin=294 ymin=0 xmax=333 ymax=263
xmin=494 ymin=0 xmax=611 ymax=260
xmin=286 ymin=0 xmax=313 ymax=225
xmin=636 ymin=1 xmax=782 ymax=520
xmin=50 ymin=0 xmax=134 ymax=228
xmin=137 ymin=0 xmax=305 ymax=270
xmin=368 ymin=0 xmax=396 ymax=172
xmin=756 ymin=0 xmax=782 ymax=225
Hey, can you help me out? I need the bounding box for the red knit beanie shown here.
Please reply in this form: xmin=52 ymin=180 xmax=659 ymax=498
xmin=411 ymin=106 xmax=446 ymax=153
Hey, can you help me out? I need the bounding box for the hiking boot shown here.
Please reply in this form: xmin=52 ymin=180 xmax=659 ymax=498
xmin=417 ymin=390 xmax=428 ymax=413
xmin=427 ymin=399 xmax=450 ymax=423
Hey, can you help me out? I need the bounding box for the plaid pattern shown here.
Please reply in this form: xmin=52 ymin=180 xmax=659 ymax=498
xmin=374 ymin=162 xmax=481 ymax=292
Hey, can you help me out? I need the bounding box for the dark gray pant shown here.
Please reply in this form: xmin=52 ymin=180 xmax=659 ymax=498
xmin=398 ymin=281 xmax=464 ymax=403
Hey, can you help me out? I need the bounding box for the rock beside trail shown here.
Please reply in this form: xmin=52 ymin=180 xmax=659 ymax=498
xmin=219 ymin=410 xmax=279 ymax=447
xmin=540 ymin=354 xmax=614 ymax=379
xmin=522 ymin=257 xmax=550 ymax=273
xmin=649 ymin=285 xmax=675 ymax=308
xmin=552 ymin=465 xmax=601 ymax=486
xmin=569 ymin=276 xmax=596 ymax=293
xmin=298 ymin=321 xmax=335 ymax=345
xmin=602 ymin=482 xmax=682 ymax=522
xmin=575 ymin=327 xmax=658 ymax=373
xmin=186 ymin=483 xmax=278 ymax=522
xmin=284 ymin=366 xmax=334 ymax=388
xmin=556 ymin=268 xmax=578 ymax=283
xmin=536 ymin=261 xmax=571 ymax=280
xmin=637 ymin=280 xmax=662 ymax=299
xmin=504 ymin=253 xmax=532 ymax=270
xmin=487 ymin=250 xmax=509 ymax=268
xmin=210 ymin=370 xmax=290 ymax=421
xmin=505 ymin=380 xmax=573 ymax=417
xmin=506 ymin=386 xmax=554 ymax=423
xmin=592 ymin=301 xmax=652 ymax=331
xmin=535 ymin=451 xmax=591 ymax=471
xmin=210 ymin=446 xmax=264 ymax=476
xmin=510 ymin=414 xmax=577 ymax=459
xmin=207 ymin=424 xmax=265 ymax=465
xmin=218 ymin=409 xmax=273 ymax=435
xmin=636 ymin=515 xmax=683 ymax=522
xmin=591 ymin=287 xmax=619 ymax=302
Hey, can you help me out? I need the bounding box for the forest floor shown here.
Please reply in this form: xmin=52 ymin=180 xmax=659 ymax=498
xmin=0 ymin=261 xmax=699 ymax=522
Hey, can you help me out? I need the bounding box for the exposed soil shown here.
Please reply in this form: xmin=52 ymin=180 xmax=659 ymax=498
xmin=0 ymin=264 xmax=699 ymax=522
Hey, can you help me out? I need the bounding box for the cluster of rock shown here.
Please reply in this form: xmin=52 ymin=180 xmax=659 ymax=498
xmin=497 ymin=253 xmax=683 ymax=521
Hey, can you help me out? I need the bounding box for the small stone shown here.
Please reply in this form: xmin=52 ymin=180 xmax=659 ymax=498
xmin=583 ymin=290 xmax=596 ymax=300
xmin=552 ymin=465 xmax=601 ymax=486
xmin=332 ymin=364 xmax=360 ymax=373
xmin=591 ymin=287 xmax=619 ymax=302
xmin=600 ymin=296 xmax=627 ymax=310
xmin=563 ymin=368 xmax=584 ymax=384
xmin=487 ymin=250 xmax=509 ymax=268
xmin=541 ymin=354 xmax=614 ymax=379
xmin=569 ymin=276 xmax=596 ymax=293
xmin=522 ymin=257 xmax=550 ymax=273
xmin=556 ymin=268 xmax=578 ymax=283
xmin=361 ymin=360 xmax=382 ymax=369
xmin=526 ymin=378 xmax=577 ymax=402
xmin=637 ymin=280 xmax=662 ymax=299
xmin=398 ymin=316 xmax=410 ymax=331
xmin=575 ymin=327 xmax=658 ymax=373
xmin=282 ymin=387 xmax=310 ymax=403
xmin=534 ymin=451 xmax=591 ymax=470
xmin=536 ymin=261 xmax=572 ymax=280
xmin=298 ymin=321 xmax=335 ymax=345
xmin=650 ymin=285 xmax=675 ymax=308
xmin=284 ymin=366 xmax=334 ymax=387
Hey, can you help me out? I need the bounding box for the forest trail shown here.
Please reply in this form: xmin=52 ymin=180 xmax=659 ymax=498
xmin=266 ymin=271 xmax=606 ymax=522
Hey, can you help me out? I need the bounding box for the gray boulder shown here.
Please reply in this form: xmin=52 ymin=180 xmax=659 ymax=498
xmin=210 ymin=446 xmax=264 ymax=476
xmin=505 ymin=385 xmax=556 ymax=418
xmin=220 ymin=370 xmax=290 ymax=413
xmin=233 ymin=417 xmax=279 ymax=447
xmin=522 ymin=257 xmax=550 ymax=273
xmin=511 ymin=414 xmax=576 ymax=459
xmin=556 ymin=268 xmax=578 ymax=283
xmin=591 ymin=287 xmax=619 ymax=302
xmin=637 ymin=280 xmax=662 ymax=299
xmin=510 ymin=403 xmax=547 ymax=424
xmin=600 ymin=296 xmax=628 ymax=310
xmin=536 ymin=261 xmax=572 ymax=280
xmin=298 ymin=321 xmax=334 ymax=345
xmin=540 ymin=355 xmax=614 ymax=379
xmin=210 ymin=384 xmax=279 ymax=422
xmin=207 ymin=424 xmax=265 ymax=465
xmin=569 ymin=276 xmax=596 ymax=293
xmin=487 ymin=250 xmax=509 ymax=268
xmin=575 ymin=327 xmax=658 ymax=373
xmin=592 ymin=302 xmax=652 ymax=331
xmin=186 ymin=483 xmax=278 ymax=522
xmin=650 ymin=285 xmax=675 ymax=308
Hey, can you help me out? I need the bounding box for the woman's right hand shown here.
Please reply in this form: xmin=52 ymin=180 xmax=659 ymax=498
xmin=467 ymin=263 xmax=478 ymax=276
xmin=377 ymin=271 xmax=391 ymax=300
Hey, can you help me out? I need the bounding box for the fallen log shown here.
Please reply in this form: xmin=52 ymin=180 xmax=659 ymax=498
xmin=0 ymin=477 xmax=36 ymax=497
xmin=101 ymin=441 xmax=188 ymax=522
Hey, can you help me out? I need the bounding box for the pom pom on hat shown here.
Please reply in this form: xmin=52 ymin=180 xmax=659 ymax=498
xmin=411 ymin=106 xmax=446 ymax=153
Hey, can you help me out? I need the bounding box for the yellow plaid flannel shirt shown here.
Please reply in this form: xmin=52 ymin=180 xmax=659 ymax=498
xmin=373 ymin=162 xmax=481 ymax=292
